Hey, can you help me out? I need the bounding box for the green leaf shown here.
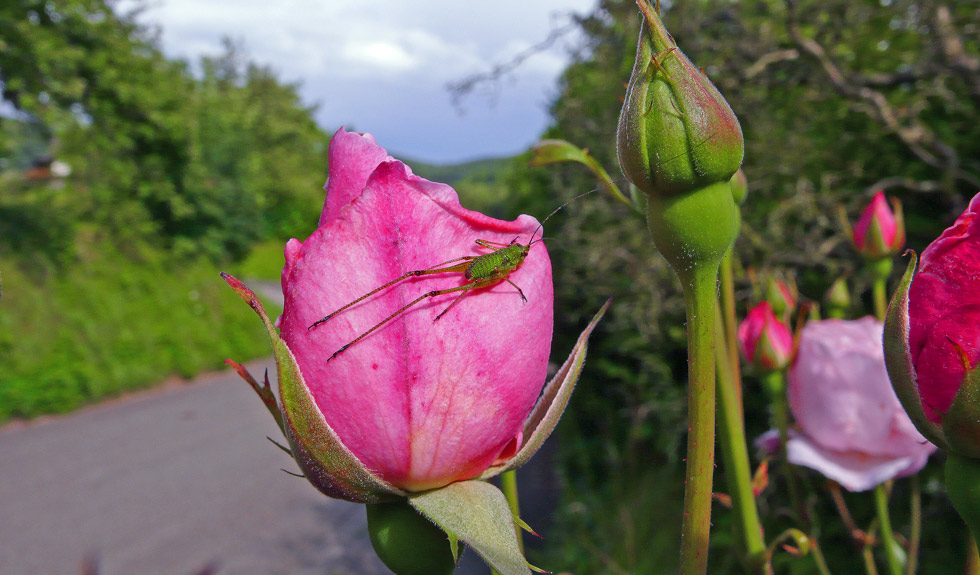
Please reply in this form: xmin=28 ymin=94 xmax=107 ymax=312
xmin=222 ymin=273 xmax=404 ymax=503
xmin=481 ymin=299 xmax=611 ymax=479
xmin=529 ymin=139 xmax=636 ymax=210
xmin=409 ymin=480 xmax=531 ymax=575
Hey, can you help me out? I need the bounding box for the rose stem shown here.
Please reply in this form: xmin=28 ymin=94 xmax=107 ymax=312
xmin=500 ymin=469 xmax=524 ymax=554
xmin=874 ymin=483 xmax=904 ymax=575
xmin=870 ymin=256 xmax=904 ymax=575
xmin=677 ymin=263 xmax=719 ymax=575
xmin=714 ymin=301 xmax=769 ymax=573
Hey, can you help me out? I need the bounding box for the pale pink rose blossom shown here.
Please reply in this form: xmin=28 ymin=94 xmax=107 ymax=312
xmin=780 ymin=318 xmax=934 ymax=491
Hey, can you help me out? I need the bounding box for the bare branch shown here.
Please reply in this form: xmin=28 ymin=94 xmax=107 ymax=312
xmin=446 ymin=19 xmax=579 ymax=112
xmin=744 ymin=49 xmax=799 ymax=79
xmin=929 ymin=4 xmax=980 ymax=97
xmin=865 ymin=177 xmax=945 ymax=195
xmin=783 ymin=0 xmax=980 ymax=190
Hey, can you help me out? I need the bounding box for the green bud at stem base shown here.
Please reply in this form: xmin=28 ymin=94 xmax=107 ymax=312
xmin=367 ymin=500 xmax=457 ymax=575
xmin=646 ymin=180 xmax=739 ymax=277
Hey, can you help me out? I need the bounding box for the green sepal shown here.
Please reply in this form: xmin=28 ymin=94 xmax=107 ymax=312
xmin=409 ymin=480 xmax=531 ymax=575
xmin=881 ymin=254 xmax=947 ymax=449
xmin=943 ymin=357 xmax=980 ymax=459
xmin=730 ymin=168 xmax=748 ymax=206
xmin=366 ymin=500 xmax=458 ymax=575
xmin=221 ymin=273 xmax=404 ymax=503
xmin=479 ymin=299 xmax=611 ymax=479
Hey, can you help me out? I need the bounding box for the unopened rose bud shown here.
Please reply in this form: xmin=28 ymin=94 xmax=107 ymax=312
xmin=616 ymin=1 xmax=742 ymax=274
xmin=885 ymin=193 xmax=980 ymax=457
xmin=617 ymin=2 xmax=743 ymax=197
xmin=738 ymin=302 xmax=794 ymax=371
xmin=853 ymin=191 xmax=905 ymax=260
xmin=766 ymin=277 xmax=798 ymax=321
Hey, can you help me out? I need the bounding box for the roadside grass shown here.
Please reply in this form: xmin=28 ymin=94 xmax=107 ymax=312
xmin=0 ymin=244 xmax=281 ymax=422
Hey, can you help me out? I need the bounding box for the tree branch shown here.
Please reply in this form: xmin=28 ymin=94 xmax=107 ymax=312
xmin=783 ymin=0 xmax=980 ymax=191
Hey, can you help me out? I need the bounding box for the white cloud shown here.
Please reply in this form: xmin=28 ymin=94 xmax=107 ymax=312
xmin=119 ymin=0 xmax=599 ymax=162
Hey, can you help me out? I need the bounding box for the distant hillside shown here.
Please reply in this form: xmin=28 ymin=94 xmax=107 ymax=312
xmin=407 ymin=156 xmax=520 ymax=217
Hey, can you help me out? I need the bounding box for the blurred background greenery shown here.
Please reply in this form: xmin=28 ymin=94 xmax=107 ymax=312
xmin=1 ymin=0 xmax=979 ymax=573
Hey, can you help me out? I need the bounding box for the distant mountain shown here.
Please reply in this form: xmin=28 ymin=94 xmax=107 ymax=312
xmin=407 ymin=156 xmax=520 ymax=217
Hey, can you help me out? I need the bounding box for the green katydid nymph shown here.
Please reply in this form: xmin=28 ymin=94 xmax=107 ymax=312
xmin=309 ymin=190 xmax=598 ymax=360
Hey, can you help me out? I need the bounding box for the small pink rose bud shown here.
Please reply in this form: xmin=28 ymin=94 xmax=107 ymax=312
xmin=738 ymin=302 xmax=794 ymax=371
xmin=885 ymin=193 xmax=980 ymax=456
xmin=766 ymin=277 xmax=798 ymax=321
xmin=786 ymin=319 xmax=935 ymax=491
xmin=852 ymin=191 xmax=905 ymax=259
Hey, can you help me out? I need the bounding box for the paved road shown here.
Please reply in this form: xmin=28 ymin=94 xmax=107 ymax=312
xmin=0 ymin=358 xmax=398 ymax=575
xmin=0 ymin=282 xmax=557 ymax=575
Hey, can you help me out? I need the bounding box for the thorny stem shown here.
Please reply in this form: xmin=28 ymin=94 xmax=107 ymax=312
xmin=678 ymin=263 xmax=719 ymax=575
xmin=875 ymin=483 xmax=905 ymax=575
xmin=719 ymin=251 xmax=743 ymax=416
xmin=500 ymin=470 xmax=524 ymax=554
xmin=906 ymin=475 xmax=922 ymax=575
xmin=763 ymin=370 xmax=805 ymax=524
xmin=869 ymin=258 xmax=894 ymax=322
xmin=714 ymin=303 xmax=769 ymax=574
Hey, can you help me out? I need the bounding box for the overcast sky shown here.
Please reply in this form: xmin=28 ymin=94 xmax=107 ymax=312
xmin=121 ymin=0 xmax=598 ymax=164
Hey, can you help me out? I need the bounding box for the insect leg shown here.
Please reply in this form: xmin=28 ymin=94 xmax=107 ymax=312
xmin=329 ymin=281 xmax=483 ymax=360
xmin=308 ymin=258 xmax=474 ymax=330
xmin=475 ymin=239 xmax=509 ymax=248
xmin=433 ymin=277 xmax=504 ymax=320
xmin=504 ymin=278 xmax=528 ymax=303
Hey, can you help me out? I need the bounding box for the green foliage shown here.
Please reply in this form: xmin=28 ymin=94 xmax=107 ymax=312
xmin=503 ymin=0 xmax=980 ymax=572
xmin=0 ymin=244 xmax=274 ymax=421
xmin=0 ymin=1 xmax=327 ymax=262
xmin=0 ymin=1 xmax=326 ymax=421
xmin=410 ymin=156 xmax=522 ymax=218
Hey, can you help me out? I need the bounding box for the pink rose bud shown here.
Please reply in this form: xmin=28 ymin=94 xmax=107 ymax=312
xmin=738 ymin=302 xmax=794 ymax=371
xmin=279 ymin=128 xmax=554 ymax=492
xmin=852 ymin=191 xmax=905 ymax=259
xmin=224 ymin=128 xmax=610 ymax=574
xmin=786 ymin=318 xmax=935 ymax=491
xmin=885 ymin=193 xmax=980 ymax=457
xmin=766 ymin=277 xmax=797 ymax=321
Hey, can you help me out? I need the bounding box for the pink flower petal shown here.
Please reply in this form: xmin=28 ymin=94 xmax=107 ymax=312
xmin=786 ymin=434 xmax=932 ymax=492
xmin=281 ymin=146 xmax=553 ymax=492
xmin=908 ymin=193 xmax=980 ymax=423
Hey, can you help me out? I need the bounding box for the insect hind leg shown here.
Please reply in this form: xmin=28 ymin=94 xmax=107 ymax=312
xmin=505 ymin=278 xmax=528 ymax=303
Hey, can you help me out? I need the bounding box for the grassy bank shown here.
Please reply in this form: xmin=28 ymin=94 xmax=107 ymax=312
xmin=0 ymin=245 xmax=280 ymax=422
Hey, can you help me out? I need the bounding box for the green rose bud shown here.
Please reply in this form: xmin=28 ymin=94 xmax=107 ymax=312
xmin=730 ymin=168 xmax=748 ymax=206
xmin=824 ymin=277 xmax=851 ymax=319
xmin=617 ymin=1 xmax=744 ymax=197
xmin=367 ymin=500 xmax=458 ymax=575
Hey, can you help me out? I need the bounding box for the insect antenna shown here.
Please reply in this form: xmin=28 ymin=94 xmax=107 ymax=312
xmin=528 ymin=187 xmax=604 ymax=247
